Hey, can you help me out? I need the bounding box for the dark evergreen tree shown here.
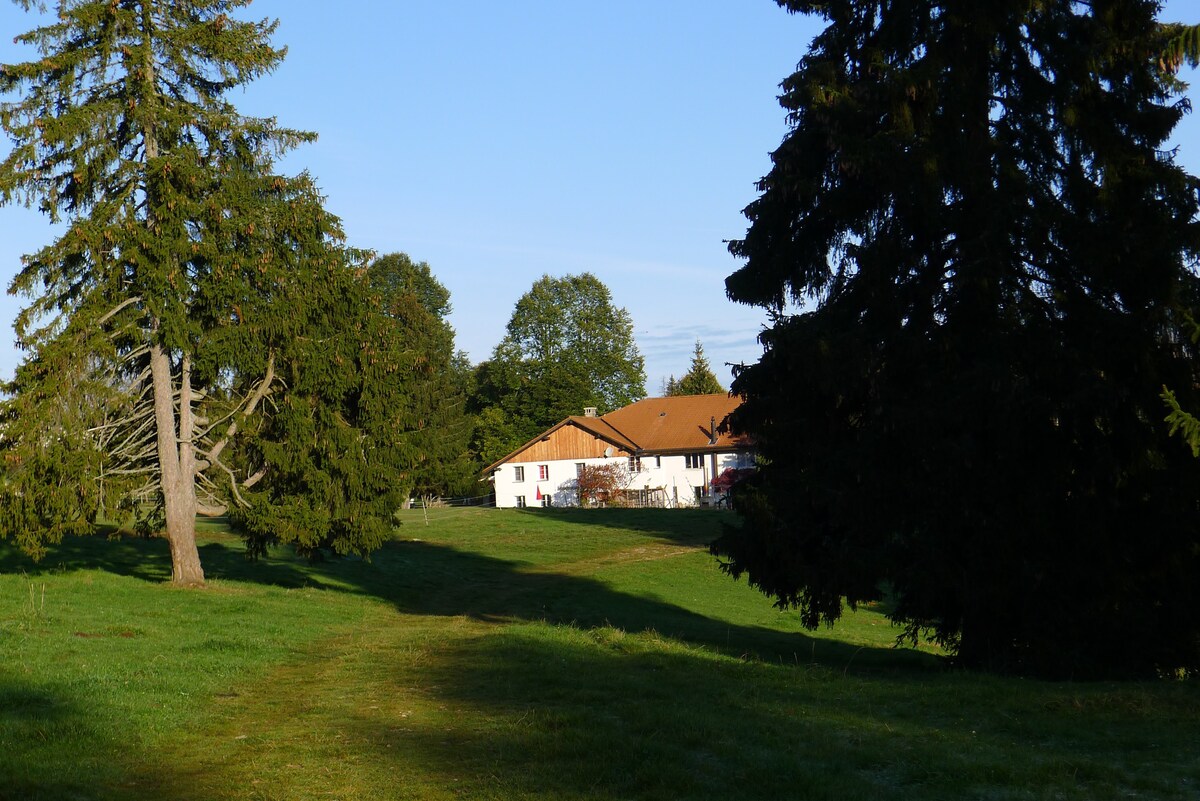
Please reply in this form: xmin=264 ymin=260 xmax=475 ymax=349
xmin=0 ymin=1 xmax=414 ymax=582
xmin=474 ymin=273 xmax=646 ymax=454
xmin=666 ymin=341 xmax=725 ymax=396
xmin=715 ymin=0 xmax=1200 ymax=678
xmin=225 ymin=253 xmax=418 ymax=561
xmin=367 ymin=253 xmax=475 ymax=499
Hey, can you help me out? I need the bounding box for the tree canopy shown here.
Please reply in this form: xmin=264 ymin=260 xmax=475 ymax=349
xmin=665 ymin=341 xmax=725 ymax=396
xmin=367 ymin=253 xmax=475 ymax=499
xmin=369 ymin=253 xmax=454 ymax=326
xmin=714 ymin=0 xmax=1200 ymax=678
xmin=472 ymin=273 xmax=645 ymax=459
xmin=0 ymin=0 xmax=415 ymax=582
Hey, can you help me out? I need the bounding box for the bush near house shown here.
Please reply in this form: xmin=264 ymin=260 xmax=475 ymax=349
xmin=575 ymin=463 xmax=631 ymax=505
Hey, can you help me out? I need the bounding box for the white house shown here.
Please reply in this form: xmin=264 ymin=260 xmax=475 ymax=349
xmin=486 ymin=394 xmax=753 ymax=509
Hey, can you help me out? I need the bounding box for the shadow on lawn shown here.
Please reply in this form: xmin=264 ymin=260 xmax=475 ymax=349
xmin=331 ymin=630 xmax=1200 ymax=801
xmin=133 ymin=616 xmax=1200 ymax=801
xmin=9 ymin=533 xmax=1197 ymax=800
xmin=340 ymin=634 xmax=950 ymax=800
xmin=365 ymin=539 xmax=930 ymax=671
xmin=0 ymin=530 xmax=942 ymax=800
xmin=0 ymin=685 xmax=116 ymax=801
xmin=0 ymin=530 xmax=349 ymax=589
xmin=0 ymin=529 xmax=930 ymax=673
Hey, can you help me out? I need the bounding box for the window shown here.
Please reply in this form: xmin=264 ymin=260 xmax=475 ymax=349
xmin=540 ymin=496 xmax=551 ymax=508
xmin=685 ymin=453 xmax=705 ymax=469
xmin=628 ymin=456 xmax=642 ymax=473
xmin=655 ymin=455 xmax=662 ymax=468
xmin=538 ymin=464 xmax=549 ymax=481
xmin=575 ymin=462 xmax=585 ymax=477
xmin=515 ymin=495 xmax=527 ymax=508
xmin=514 ymin=466 xmax=525 ymax=482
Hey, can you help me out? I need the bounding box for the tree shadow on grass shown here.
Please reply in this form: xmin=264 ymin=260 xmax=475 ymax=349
xmin=8 ymin=533 xmax=1197 ymax=800
xmin=0 ymin=530 xmax=933 ymax=673
xmin=0 ymin=531 xmax=342 ymax=589
xmin=344 ymin=632 xmax=1199 ymax=801
xmin=0 ymin=684 xmax=128 ymax=801
xmin=1 ymin=530 xmax=943 ymax=801
xmin=137 ymin=624 xmax=1200 ymax=801
xmin=365 ymin=539 xmax=938 ymax=672
xmin=0 ymin=524 xmax=943 ymax=799
xmin=336 ymin=633 xmax=960 ymax=801
xmin=0 ymin=534 xmax=175 ymax=583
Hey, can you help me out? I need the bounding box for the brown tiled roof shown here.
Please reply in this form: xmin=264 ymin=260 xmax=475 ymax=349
xmin=599 ymin=394 xmax=746 ymax=453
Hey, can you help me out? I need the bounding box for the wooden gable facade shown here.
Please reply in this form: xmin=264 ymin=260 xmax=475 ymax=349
xmin=510 ymin=421 xmax=633 ymax=464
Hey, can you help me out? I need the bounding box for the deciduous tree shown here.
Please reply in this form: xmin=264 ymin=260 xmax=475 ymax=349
xmin=475 ymin=273 xmax=646 ymax=451
xmin=715 ymin=0 xmax=1200 ymax=678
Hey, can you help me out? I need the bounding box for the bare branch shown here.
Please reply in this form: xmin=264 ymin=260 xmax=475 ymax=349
xmin=203 ymin=353 xmax=275 ymax=469
xmin=242 ymin=466 xmax=267 ymax=489
xmin=96 ymin=295 xmax=143 ymax=327
xmin=211 ymin=455 xmax=251 ymax=509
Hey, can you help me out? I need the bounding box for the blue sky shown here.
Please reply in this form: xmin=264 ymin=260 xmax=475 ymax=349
xmin=1 ymin=1 xmax=1197 ymax=393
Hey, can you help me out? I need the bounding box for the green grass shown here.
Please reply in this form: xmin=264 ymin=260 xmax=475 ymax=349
xmin=1 ymin=508 xmax=1196 ymax=800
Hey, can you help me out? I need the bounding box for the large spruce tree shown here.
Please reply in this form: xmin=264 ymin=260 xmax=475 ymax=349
xmin=716 ymin=0 xmax=1200 ymax=677
xmin=0 ymin=1 xmax=411 ymax=583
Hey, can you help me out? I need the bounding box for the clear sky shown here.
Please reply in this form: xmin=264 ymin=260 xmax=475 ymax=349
xmin=0 ymin=1 xmax=1197 ymax=393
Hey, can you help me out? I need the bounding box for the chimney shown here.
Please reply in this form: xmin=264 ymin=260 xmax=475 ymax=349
xmin=584 ymin=406 xmax=598 ymax=418
xmin=709 ymin=416 xmax=718 ymax=445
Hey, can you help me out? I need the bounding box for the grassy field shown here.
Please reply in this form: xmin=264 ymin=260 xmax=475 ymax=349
xmin=0 ymin=508 xmax=1196 ymax=800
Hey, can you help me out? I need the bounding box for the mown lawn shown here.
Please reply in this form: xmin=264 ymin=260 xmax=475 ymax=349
xmin=0 ymin=508 xmax=1196 ymax=800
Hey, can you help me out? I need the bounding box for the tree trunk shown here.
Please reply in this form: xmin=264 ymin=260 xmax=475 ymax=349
xmin=165 ymin=506 xmax=204 ymax=585
xmin=137 ymin=16 xmax=202 ymax=586
xmin=150 ymin=341 xmax=204 ymax=586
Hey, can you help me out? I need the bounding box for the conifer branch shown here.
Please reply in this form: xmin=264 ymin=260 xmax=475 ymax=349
xmin=1161 ymin=23 xmax=1200 ymax=74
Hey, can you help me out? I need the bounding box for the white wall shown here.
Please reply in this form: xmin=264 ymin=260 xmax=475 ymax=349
xmin=626 ymin=452 xmax=750 ymax=508
xmin=493 ymin=450 xmax=753 ymax=508
xmin=492 ymin=456 xmax=607 ymax=509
